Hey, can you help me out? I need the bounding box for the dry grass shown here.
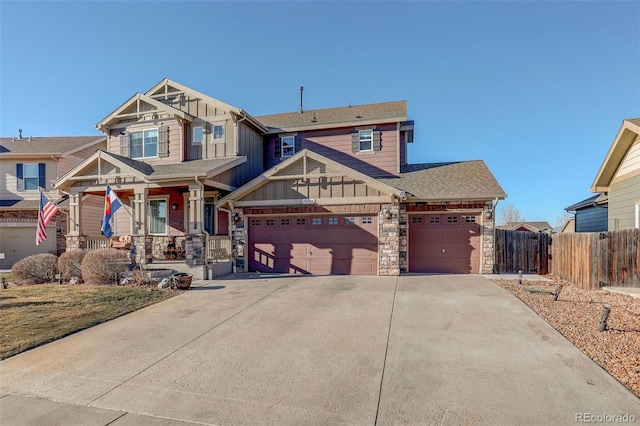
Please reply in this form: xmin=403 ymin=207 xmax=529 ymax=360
xmin=493 ymin=277 xmax=640 ymax=399
xmin=0 ymin=283 xmax=178 ymax=360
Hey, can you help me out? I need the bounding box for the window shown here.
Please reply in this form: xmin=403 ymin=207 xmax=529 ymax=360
xmin=312 ymin=217 xmax=322 ymax=226
xmin=412 ymin=216 xmax=423 ymax=224
xmin=345 ymin=217 xmax=355 ymax=225
xmin=362 ymin=217 xmax=373 ymax=224
xmin=281 ymin=218 xmax=290 ymax=226
xmin=266 ymin=219 xmax=275 ymax=227
xmin=22 ymin=164 xmax=40 ymax=191
xmin=447 ymin=216 xmax=458 ymax=223
xmin=359 ymin=130 xmax=373 ymax=152
xmin=213 ymin=124 xmax=224 ymax=140
xmin=328 ymin=217 xmax=338 ymax=225
xmin=296 ymin=218 xmax=306 ymax=226
xmin=464 ymin=216 xmax=477 ymax=223
xmin=130 ymin=129 xmax=158 ymax=158
xmin=429 ymin=216 xmax=440 ymax=224
xmin=281 ymin=136 xmax=295 ymax=158
xmin=192 ymin=126 xmax=204 ymax=145
xmin=251 ymin=219 xmax=260 ymax=227
xmin=148 ymin=199 xmax=167 ymax=235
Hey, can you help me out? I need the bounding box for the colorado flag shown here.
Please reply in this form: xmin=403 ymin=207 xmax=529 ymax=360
xmin=101 ymin=185 xmax=122 ymax=238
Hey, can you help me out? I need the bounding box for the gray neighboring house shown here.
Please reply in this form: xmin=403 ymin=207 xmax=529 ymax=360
xmin=564 ymin=194 xmax=608 ymax=233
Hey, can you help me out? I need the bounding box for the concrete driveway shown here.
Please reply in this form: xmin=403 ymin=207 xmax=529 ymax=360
xmin=1 ymin=274 xmax=638 ymax=425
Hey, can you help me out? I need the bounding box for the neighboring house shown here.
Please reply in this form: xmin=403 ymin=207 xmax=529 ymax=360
xmin=0 ymin=134 xmax=106 ymax=268
xmin=591 ymin=118 xmax=640 ymax=230
xmin=564 ymin=193 xmax=608 ymax=232
xmin=55 ymin=78 xmax=506 ymax=277
xmin=496 ymin=222 xmax=554 ymax=233
xmin=560 ymin=218 xmax=575 ymax=233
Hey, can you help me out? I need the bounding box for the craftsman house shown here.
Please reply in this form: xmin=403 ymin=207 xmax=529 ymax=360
xmin=0 ymin=134 xmax=106 ymax=268
xmin=55 ymin=78 xmax=506 ymax=278
xmin=590 ymin=118 xmax=640 ymax=230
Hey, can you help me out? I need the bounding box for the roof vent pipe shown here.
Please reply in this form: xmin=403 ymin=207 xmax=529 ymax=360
xmin=18 ymin=129 xmax=22 ymax=139
xmin=299 ymin=86 xmax=304 ymax=113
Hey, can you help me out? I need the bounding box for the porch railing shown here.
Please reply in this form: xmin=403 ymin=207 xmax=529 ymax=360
xmin=207 ymin=235 xmax=232 ymax=261
xmin=86 ymin=236 xmax=109 ymax=250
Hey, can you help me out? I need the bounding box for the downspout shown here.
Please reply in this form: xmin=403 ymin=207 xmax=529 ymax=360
xmin=194 ymin=176 xmax=206 ymax=235
xmin=234 ymin=114 xmax=247 ymax=156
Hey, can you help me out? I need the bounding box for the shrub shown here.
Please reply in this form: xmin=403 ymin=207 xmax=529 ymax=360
xmin=58 ymin=249 xmax=87 ymax=283
xmin=11 ymin=253 xmax=59 ymax=285
xmin=81 ymin=249 xmax=131 ymax=285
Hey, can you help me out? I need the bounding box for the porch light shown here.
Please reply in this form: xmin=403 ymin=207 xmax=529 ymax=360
xmin=172 ymin=202 xmax=179 ymax=210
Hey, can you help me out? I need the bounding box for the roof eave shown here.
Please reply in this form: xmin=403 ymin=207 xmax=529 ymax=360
xmin=590 ymin=119 xmax=640 ymax=192
xmin=263 ymin=116 xmax=408 ymax=134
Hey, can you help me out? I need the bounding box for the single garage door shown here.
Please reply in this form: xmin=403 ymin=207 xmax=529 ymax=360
xmin=0 ymin=224 xmax=56 ymax=269
xmin=248 ymin=214 xmax=378 ymax=275
xmin=409 ymin=213 xmax=481 ymax=274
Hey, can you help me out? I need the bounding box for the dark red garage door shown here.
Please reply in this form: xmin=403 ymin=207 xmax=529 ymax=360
xmin=409 ymin=213 xmax=481 ymax=274
xmin=248 ymin=214 xmax=378 ymax=275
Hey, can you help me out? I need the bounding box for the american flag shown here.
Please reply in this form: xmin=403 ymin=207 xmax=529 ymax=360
xmin=36 ymin=191 xmax=59 ymax=246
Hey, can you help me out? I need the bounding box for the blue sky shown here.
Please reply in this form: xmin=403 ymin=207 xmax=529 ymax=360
xmin=1 ymin=1 xmax=639 ymax=227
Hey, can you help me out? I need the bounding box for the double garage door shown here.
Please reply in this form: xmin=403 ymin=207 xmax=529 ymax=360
xmin=248 ymin=214 xmax=378 ymax=275
xmin=409 ymin=213 xmax=481 ymax=274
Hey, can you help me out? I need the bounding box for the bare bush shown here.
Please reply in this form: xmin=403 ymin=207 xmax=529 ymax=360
xmin=58 ymin=249 xmax=87 ymax=283
xmin=81 ymin=249 xmax=130 ymax=285
xmin=11 ymin=254 xmax=59 ymax=285
xmin=127 ymin=269 xmax=157 ymax=287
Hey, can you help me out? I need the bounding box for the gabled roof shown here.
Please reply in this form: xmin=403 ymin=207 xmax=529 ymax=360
xmin=54 ymin=150 xmax=246 ymax=190
xmin=95 ymin=92 xmax=194 ymax=131
xmin=255 ymin=100 xmax=408 ymax=133
xmin=565 ymin=193 xmax=608 ymax=211
xmin=145 ymin=78 xmax=268 ymax=134
xmin=218 ymin=149 xmax=402 ymax=208
xmin=497 ymin=222 xmax=553 ymax=232
xmin=376 ymin=161 xmax=506 ymax=201
xmin=591 ymin=118 xmax=640 ymax=192
xmin=0 ymin=136 xmax=105 ymax=156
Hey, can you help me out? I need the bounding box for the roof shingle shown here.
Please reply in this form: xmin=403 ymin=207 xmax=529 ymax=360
xmin=0 ymin=136 xmax=105 ymax=155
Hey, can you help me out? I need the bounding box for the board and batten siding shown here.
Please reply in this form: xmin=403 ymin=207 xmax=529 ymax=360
xmin=609 ymin=174 xmax=640 ymax=230
xmin=0 ymin=158 xmax=58 ymax=200
xmin=235 ymin=122 xmax=265 ymax=187
xmin=265 ymin=124 xmax=399 ymax=177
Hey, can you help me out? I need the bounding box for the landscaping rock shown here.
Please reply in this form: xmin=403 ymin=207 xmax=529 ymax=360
xmin=158 ymin=278 xmax=172 ymax=290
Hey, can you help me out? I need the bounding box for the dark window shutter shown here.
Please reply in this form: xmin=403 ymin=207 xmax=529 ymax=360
xmin=159 ymin=126 xmax=169 ymax=157
xmin=38 ymin=163 xmax=46 ymax=190
xmin=274 ymin=137 xmax=281 ymax=159
xmin=16 ymin=163 xmax=24 ymax=191
xmin=373 ymin=129 xmax=382 ymax=151
xmin=120 ymin=132 xmax=129 ymax=157
xmin=294 ymin=135 xmax=301 ymax=154
xmin=351 ymin=131 xmax=359 ymax=153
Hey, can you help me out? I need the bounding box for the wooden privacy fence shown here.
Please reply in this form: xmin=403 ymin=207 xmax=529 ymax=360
xmin=551 ymin=229 xmax=640 ymax=290
xmin=494 ymin=230 xmax=551 ymax=275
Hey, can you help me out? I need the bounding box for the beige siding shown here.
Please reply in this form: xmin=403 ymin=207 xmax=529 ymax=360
xmin=114 ymin=199 xmax=133 ymax=236
xmin=81 ymin=194 xmax=105 ymax=237
xmin=0 ymin=158 xmax=58 ymax=200
xmin=614 ymin=136 xmax=640 ymax=178
xmin=241 ymin=177 xmax=382 ymax=202
xmin=609 ymin=174 xmax=640 ymax=230
xmin=58 ymin=141 xmax=106 ymax=175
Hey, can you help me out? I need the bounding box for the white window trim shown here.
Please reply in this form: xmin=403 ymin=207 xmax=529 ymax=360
xmin=130 ymin=128 xmax=159 ymax=159
xmin=212 ymin=124 xmax=224 ymax=141
xmin=281 ymin=136 xmax=295 ymax=158
xmin=358 ymin=129 xmax=373 ymax=152
xmin=192 ymin=126 xmax=204 ymax=145
xmin=22 ymin=163 xmax=40 ymax=192
xmin=147 ymin=196 xmax=169 ymax=236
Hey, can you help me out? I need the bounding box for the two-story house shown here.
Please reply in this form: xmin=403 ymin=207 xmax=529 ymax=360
xmin=0 ymin=134 xmax=106 ymax=268
xmin=590 ymin=118 xmax=640 ymax=230
xmin=54 ymin=78 xmax=506 ymax=278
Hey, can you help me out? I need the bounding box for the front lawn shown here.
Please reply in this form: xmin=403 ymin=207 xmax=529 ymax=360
xmin=0 ymin=284 xmax=178 ymax=359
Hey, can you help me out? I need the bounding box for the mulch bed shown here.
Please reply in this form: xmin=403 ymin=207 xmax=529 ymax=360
xmin=492 ymin=276 xmax=640 ymax=399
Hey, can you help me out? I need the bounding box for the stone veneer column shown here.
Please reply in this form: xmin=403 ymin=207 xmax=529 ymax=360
xmin=378 ymin=202 xmax=401 ymax=276
xmin=231 ymin=210 xmax=245 ymax=273
xmin=131 ymin=235 xmax=153 ymax=265
xmin=481 ymin=201 xmax=496 ymax=274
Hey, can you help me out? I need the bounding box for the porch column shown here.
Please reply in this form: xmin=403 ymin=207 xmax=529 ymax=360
xmin=131 ymin=187 xmax=152 ymax=264
xmin=188 ymin=183 xmax=204 ymax=233
xmin=66 ymin=191 xmax=86 ymax=250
